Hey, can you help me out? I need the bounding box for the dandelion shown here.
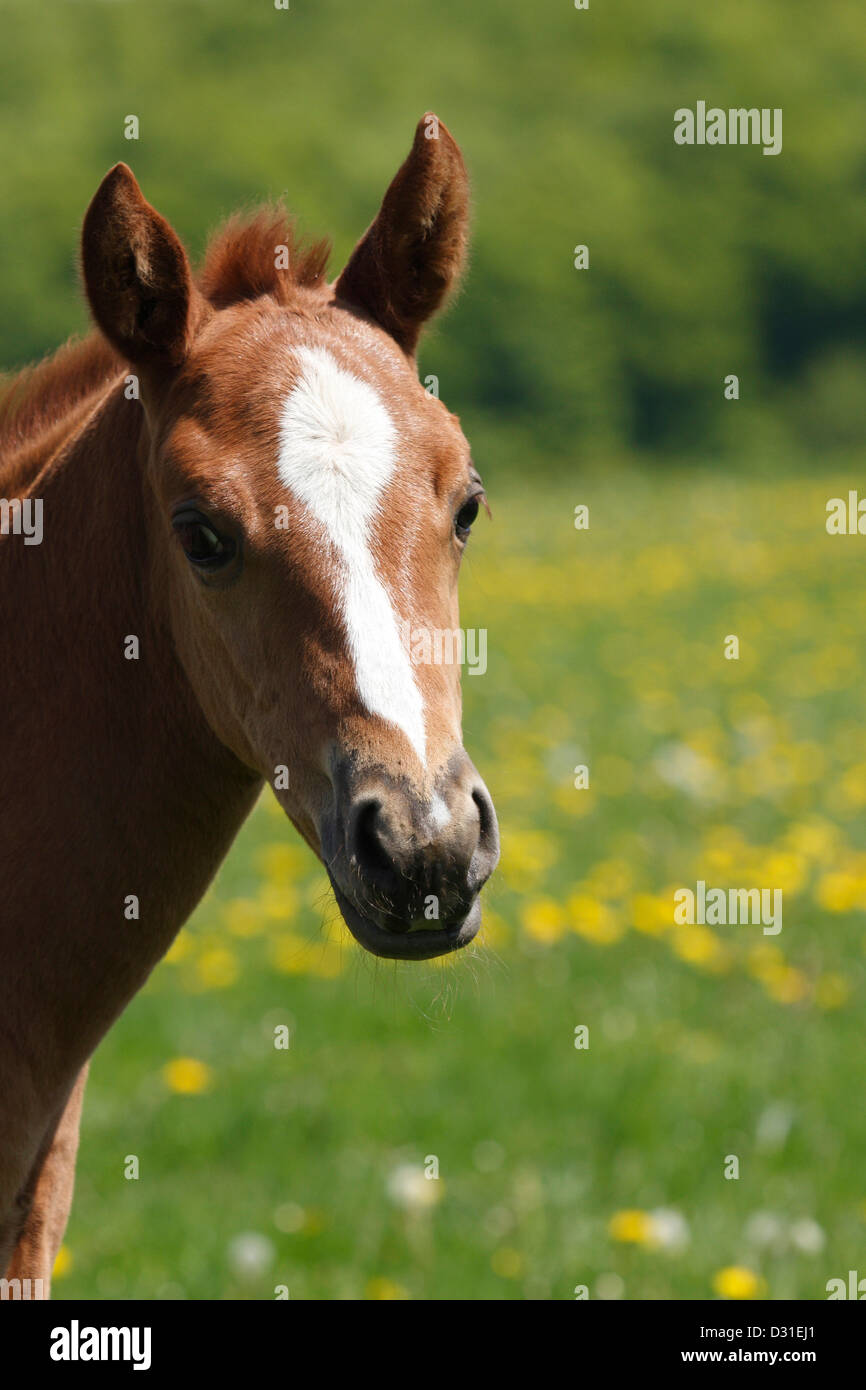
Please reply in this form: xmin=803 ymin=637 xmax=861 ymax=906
xmin=164 ymin=931 xmax=193 ymax=963
xmin=522 ymin=897 xmax=566 ymax=944
xmin=224 ymin=898 xmax=266 ymax=938
xmin=785 ymin=819 xmax=841 ymax=862
xmin=761 ymin=964 xmax=809 ymax=1005
xmin=815 ymin=973 xmax=850 ymax=1009
xmin=53 ymin=1245 xmax=72 ymax=1279
xmin=257 ymin=883 xmax=300 ymax=920
xmin=584 ymin=858 xmax=634 ymax=899
xmin=269 ymin=932 xmax=310 ymax=973
xmin=713 ymin=1266 xmax=764 ymax=1300
xmin=762 ymin=851 xmax=806 ymax=896
xmin=567 ymin=893 xmax=623 ymax=944
xmin=162 ymin=1057 xmax=212 ymax=1095
xmin=609 ymin=1209 xmax=654 ymax=1245
xmin=365 ymin=1277 xmax=410 ymax=1300
xmin=257 ymin=842 xmax=309 ymax=881
xmin=491 ymin=1247 xmax=523 ymax=1278
xmin=478 ymin=906 xmax=510 ymax=947
xmin=499 ymin=829 xmax=558 ymax=887
xmin=195 ymin=946 xmax=239 ymax=990
xmin=747 ymin=943 xmax=785 ymax=982
xmin=815 ymin=872 xmax=860 ymax=913
xmin=671 ymin=925 xmax=730 ymax=973
xmin=631 ymin=893 xmax=670 ymax=936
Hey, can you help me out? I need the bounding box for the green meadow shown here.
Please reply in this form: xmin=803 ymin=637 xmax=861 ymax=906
xmin=56 ymin=472 xmax=866 ymax=1301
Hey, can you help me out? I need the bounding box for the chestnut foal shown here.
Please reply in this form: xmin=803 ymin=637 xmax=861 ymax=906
xmin=0 ymin=114 xmax=498 ymax=1298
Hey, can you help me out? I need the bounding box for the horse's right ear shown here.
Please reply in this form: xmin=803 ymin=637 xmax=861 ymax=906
xmin=81 ymin=164 xmax=198 ymax=370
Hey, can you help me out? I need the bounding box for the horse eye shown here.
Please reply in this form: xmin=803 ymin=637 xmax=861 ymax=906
xmin=455 ymin=496 xmax=480 ymax=539
xmin=172 ymin=510 xmax=236 ymax=568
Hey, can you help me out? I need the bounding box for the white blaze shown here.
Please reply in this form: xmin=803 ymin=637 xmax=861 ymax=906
xmin=276 ymin=346 xmax=426 ymax=763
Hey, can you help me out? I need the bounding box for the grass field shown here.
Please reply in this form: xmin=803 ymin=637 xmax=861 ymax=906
xmin=57 ymin=468 xmax=866 ymax=1301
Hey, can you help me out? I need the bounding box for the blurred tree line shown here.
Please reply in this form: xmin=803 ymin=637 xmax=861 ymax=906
xmin=0 ymin=0 xmax=864 ymax=469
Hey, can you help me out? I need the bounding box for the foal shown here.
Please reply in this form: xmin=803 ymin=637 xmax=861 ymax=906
xmin=0 ymin=114 xmax=498 ymax=1297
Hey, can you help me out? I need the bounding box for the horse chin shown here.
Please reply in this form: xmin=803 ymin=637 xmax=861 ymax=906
xmin=330 ymin=881 xmax=481 ymax=961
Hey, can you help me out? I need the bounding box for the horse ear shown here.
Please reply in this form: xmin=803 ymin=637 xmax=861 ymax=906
xmin=81 ymin=163 xmax=198 ymax=369
xmin=334 ymin=114 xmax=470 ymax=356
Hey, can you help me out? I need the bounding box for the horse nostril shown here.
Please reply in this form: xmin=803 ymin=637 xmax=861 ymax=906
xmin=469 ymin=782 xmax=500 ymax=890
xmin=351 ymin=799 xmax=389 ymax=875
xmin=472 ymin=785 xmax=494 ymax=845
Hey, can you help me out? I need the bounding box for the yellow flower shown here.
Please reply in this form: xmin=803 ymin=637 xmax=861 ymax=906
xmin=164 ymin=931 xmax=193 ymax=963
xmin=499 ymin=830 xmax=558 ymax=887
xmin=257 ymin=842 xmax=309 ymax=881
xmin=567 ymin=893 xmax=624 ymax=944
xmin=609 ymin=1209 xmax=654 ymax=1245
xmin=785 ymin=819 xmax=841 ymax=861
xmin=815 ymin=872 xmax=860 ymax=913
xmin=815 ymin=973 xmax=851 ymax=1009
xmin=762 ymin=965 xmax=810 ymax=1005
xmin=365 ymin=1277 xmax=410 ymax=1300
xmin=195 ymin=947 xmax=239 ymax=990
xmin=671 ymin=925 xmax=730 ymax=972
xmin=747 ymin=943 xmax=785 ymax=982
xmin=491 ymin=1247 xmax=523 ymax=1278
xmin=270 ymin=932 xmax=310 ymax=973
xmin=553 ymin=783 xmax=596 ymax=817
xmin=257 ymin=883 xmax=300 ymax=920
xmin=52 ymin=1245 xmax=72 ymax=1279
xmin=584 ymin=859 xmax=633 ymax=899
xmin=631 ymin=893 xmax=670 ymax=935
xmin=676 ymin=1031 xmax=721 ymax=1064
xmin=713 ymin=1266 xmax=764 ymax=1300
xmin=269 ymin=933 xmax=345 ymax=978
xmin=264 ymin=788 xmax=286 ymax=819
xmin=839 ymin=764 xmax=866 ymax=810
xmin=224 ymin=898 xmax=266 ymax=938
xmin=522 ymin=897 xmax=566 ymax=944
xmin=162 ymin=1057 xmax=212 ymax=1095
xmin=309 ymin=940 xmax=346 ymax=979
xmin=761 ymin=852 xmax=806 ymax=897
xmin=479 ymin=906 xmax=510 ymax=947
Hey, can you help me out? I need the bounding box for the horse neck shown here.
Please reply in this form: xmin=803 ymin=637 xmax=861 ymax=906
xmin=1 ymin=382 xmax=261 ymax=1056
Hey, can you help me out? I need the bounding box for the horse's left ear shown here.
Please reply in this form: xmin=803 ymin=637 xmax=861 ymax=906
xmin=334 ymin=113 xmax=470 ymax=356
xmin=81 ymin=163 xmax=200 ymax=371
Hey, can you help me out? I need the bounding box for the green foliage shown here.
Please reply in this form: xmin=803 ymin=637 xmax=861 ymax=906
xmin=1 ymin=0 xmax=865 ymax=464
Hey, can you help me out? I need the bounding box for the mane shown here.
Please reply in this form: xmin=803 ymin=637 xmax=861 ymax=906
xmin=0 ymin=334 xmax=122 ymax=467
xmin=198 ymin=203 xmax=331 ymax=308
xmin=0 ymin=202 xmax=331 ymax=477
